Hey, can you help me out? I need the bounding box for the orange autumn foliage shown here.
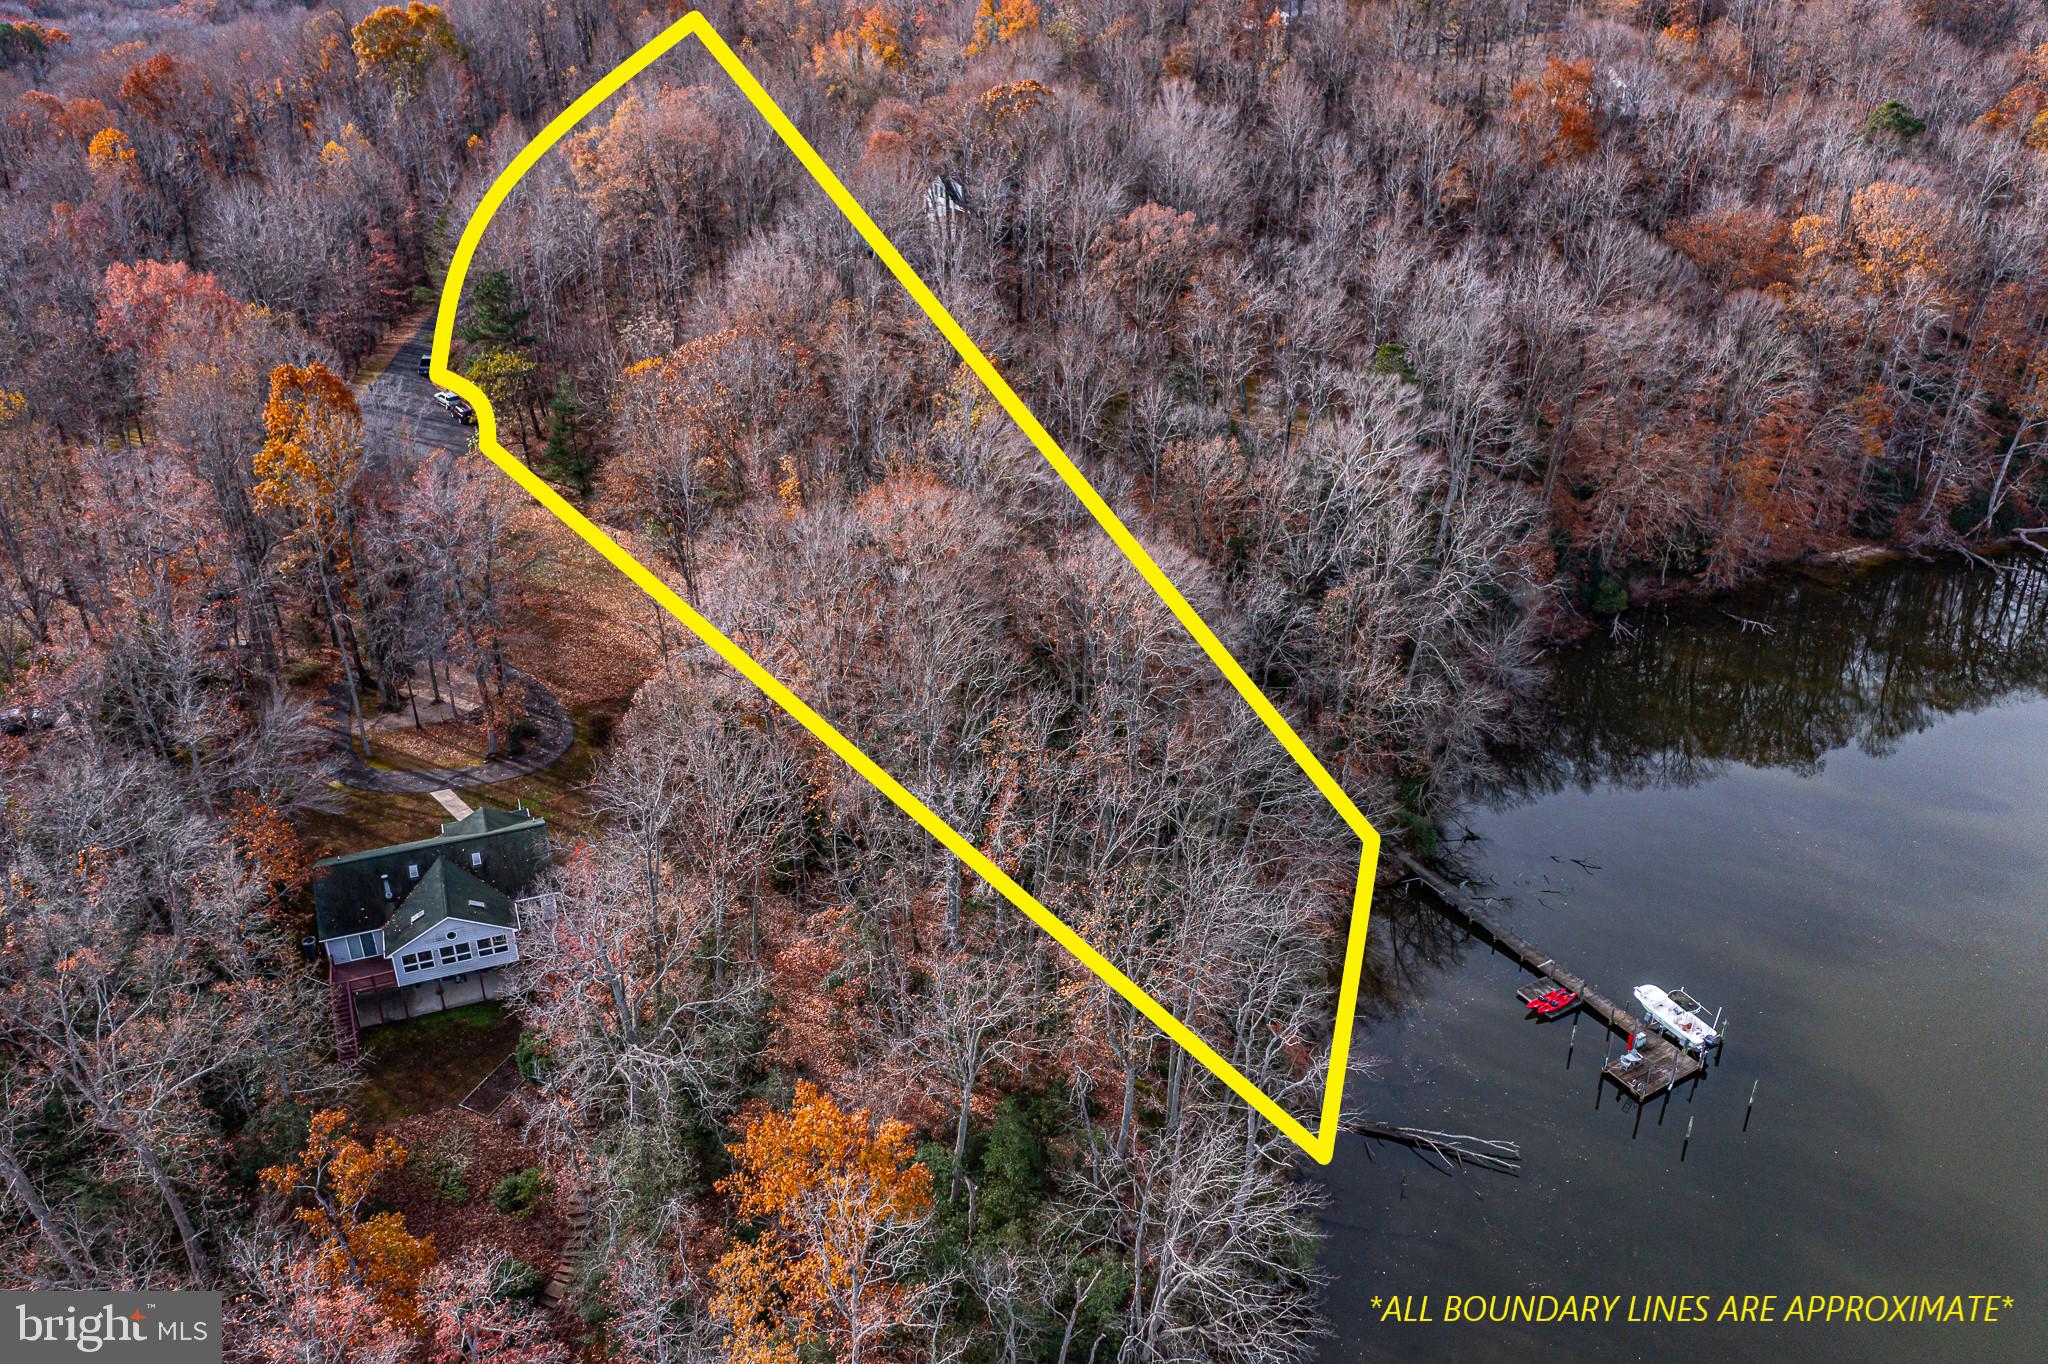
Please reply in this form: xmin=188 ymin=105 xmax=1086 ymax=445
xmin=966 ymin=0 xmax=1039 ymax=57
xmin=1510 ymin=57 xmax=1599 ymax=165
xmin=1979 ymin=44 xmax=2048 ymax=147
xmin=13 ymin=91 xmax=109 ymax=141
xmin=85 ymin=126 xmax=134 ymax=172
xmin=97 ymin=259 xmax=241 ymax=354
xmin=1792 ymin=182 xmax=1955 ymax=301
xmin=350 ymin=2 xmax=460 ymax=98
xmin=814 ymin=5 xmax=907 ymax=79
xmin=253 ymin=362 xmax=362 ymax=529
xmin=227 ymin=794 xmax=313 ymax=909
xmin=710 ymin=1082 xmax=933 ymax=1364
xmin=261 ymin=1110 xmax=437 ymax=1332
xmin=1665 ymin=208 xmax=1798 ymax=293
xmin=118 ymin=52 xmax=184 ymax=123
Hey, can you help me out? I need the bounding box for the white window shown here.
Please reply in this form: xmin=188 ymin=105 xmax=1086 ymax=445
xmin=439 ymin=941 xmax=474 ymax=967
xmin=399 ymin=950 xmax=433 ymax=973
xmin=407 ymin=862 xmax=420 ymax=879
xmin=477 ymin=934 xmax=510 ymax=958
xmin=330 ymin=933 xmax=377 ymax=964
xmin=470 ymin=851 xmax=483 ymax=868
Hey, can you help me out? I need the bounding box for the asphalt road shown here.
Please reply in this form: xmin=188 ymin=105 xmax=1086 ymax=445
xmin=357 ymin=317 xmax=477 ymax=472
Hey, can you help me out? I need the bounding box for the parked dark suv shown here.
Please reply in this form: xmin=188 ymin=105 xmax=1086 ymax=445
xmin=434 ymin=390 xmax=476 ymax=425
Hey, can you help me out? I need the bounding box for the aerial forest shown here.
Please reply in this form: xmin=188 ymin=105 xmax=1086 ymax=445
xmin=0 ymin=0 xmax=2044 ymax=1360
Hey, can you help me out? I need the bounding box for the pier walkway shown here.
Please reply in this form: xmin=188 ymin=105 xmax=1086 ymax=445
xmin=1392 ymin=851 xmax=1703 ymax=1100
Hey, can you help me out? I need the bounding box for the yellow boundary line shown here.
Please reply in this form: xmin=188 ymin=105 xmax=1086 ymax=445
xmin=430 ymin=10 xmax=1378 ymax=1163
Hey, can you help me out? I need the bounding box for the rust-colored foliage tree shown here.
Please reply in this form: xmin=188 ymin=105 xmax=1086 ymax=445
xmin=1510 ymin=57 xmax=1600 ymax=164
xmin=1665 ymin=208 xmax=1798 ymax=293
xmin=569 ymin=84 xmax=741 ymax=315
xmin=118 ymin=52 xmax=185 ymax=123
xmin=261 ymin=1109 xmax=437 ymax=1332
xmin=97 ymin=259 xmax=240 ymax=355
xmin=1980 ymin=43 xmax=2048 ymax=147
xmin=1088 ymin=203 xmax=1224 ymax=350
xmin=710 ymin=1082 xmax=937 ymax=1364
xmin=227 ymin=793 xmax=313 ymax=909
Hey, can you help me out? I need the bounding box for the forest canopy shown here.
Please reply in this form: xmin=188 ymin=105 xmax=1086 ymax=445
xmin=0 ymin=1 xmax=2045 ymax=1361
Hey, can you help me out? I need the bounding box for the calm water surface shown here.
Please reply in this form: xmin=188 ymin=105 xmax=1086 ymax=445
xmin=1316 ymin=559 xmax=2048 ymax=1363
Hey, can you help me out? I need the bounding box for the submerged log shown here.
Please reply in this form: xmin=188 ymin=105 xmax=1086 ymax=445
xmin=1344 ymin=1120 xmax=1523 ymax=1174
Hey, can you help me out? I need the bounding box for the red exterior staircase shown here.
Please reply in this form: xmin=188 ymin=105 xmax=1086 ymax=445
xmin=328 ymin=958 xmax=398 ymax=1066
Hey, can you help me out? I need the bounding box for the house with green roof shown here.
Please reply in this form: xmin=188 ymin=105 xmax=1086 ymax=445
xmin=313 ymin=805 xmax=553 ymax=1063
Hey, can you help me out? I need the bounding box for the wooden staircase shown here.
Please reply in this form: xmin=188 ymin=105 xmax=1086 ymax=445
xmin=328 ymin=960 xmax=398 ymax=1067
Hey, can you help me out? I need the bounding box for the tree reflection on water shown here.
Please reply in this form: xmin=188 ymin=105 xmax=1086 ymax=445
xmin=1488 ymin=559 xmax=2048 ymax=801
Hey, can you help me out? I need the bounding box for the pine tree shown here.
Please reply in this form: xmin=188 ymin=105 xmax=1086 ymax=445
xmin=457 ymin=268 xmax=532 ymax=349
xmin=541 ymin=375 xmax=596 ymax=494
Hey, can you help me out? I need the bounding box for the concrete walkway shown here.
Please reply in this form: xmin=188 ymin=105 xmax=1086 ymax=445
xmin=430 ymin=789 xmax=475 ymax=819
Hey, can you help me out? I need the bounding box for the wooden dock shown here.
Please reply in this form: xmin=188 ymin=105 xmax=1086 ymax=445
xmin=1392 ymin=851 xmax=1703 ymax=1100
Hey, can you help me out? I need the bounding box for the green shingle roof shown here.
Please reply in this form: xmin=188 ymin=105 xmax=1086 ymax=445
xmin=438 ymin=806 xmax=535 ymax=837
xmin=384 ymin=856 xmax=517 ymax=953
xmin=312 ymin=806 xmax=549 ymax=942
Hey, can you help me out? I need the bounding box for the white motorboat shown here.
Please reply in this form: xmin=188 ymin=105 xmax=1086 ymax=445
xmin=1632 ymin=984 xmax=1720 ymax=1052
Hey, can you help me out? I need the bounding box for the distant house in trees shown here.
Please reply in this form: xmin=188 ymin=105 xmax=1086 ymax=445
xmin=925 ymin=172 xmax=971 ymax=248
xmin=313 ymin=806 xmax=554 ymax=1064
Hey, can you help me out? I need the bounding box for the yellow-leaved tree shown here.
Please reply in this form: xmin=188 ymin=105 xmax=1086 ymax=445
xmin=350 ymin=3 xmax=461 ymax=103
xmin=261 ymin=1109 xmax=437 ymax=1332
xmin=253 ymin=362 xmax=374 ymax=755
xmin=710 ymin=1082 xmax=937 ymax=1364
xmin=966 ymin=0 xmax=1039 ymax=57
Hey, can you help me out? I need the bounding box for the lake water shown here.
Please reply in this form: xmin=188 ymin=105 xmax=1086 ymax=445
xmin=1315 ymin=559 xmax=2048 ymax=1363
